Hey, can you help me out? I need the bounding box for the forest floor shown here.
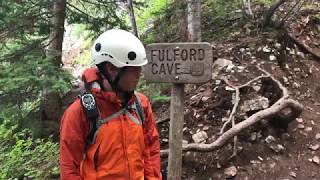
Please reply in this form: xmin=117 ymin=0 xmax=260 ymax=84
xmin=155 ymin=8 xmax=320 ymax=180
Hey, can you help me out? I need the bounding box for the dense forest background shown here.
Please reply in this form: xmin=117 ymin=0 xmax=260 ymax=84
xmin=0 ymin=0 xmax=319 ymax=179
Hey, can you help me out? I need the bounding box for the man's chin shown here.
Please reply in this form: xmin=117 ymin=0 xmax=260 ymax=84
xmin=125 ymin=86 xmax=136 ymax=92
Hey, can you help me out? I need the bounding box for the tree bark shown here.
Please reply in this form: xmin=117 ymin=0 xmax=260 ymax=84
xmin=187 ymin=0 xmax=201 ymax=42
xmin=42 ymin=0 xmax=67 ymax=123
xmin=47 ymin=0 xmax=66 ymax=67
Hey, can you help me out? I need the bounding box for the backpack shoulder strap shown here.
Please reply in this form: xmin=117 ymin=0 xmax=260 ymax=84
xmin=78 ymin=92 xmax=99 ymax=145
xmin=79 ymin=91 xmax=146 ymax=145
xmin=134 ymin=92 xmax=145 ymax=126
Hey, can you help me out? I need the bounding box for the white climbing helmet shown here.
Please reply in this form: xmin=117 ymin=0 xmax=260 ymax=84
xmin=91 ymin=29 xmax=148 ymax=67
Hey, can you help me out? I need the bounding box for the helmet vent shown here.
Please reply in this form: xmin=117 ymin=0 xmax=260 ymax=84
xmin=128 ymin=51 xmax=136 ymax=60
xmin=101 ymin=53 xmax=113 ymax=58
xmin=95 ymin=43 xmax=101 ymax=52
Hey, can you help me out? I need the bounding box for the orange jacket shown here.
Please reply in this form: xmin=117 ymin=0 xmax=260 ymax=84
xmin=60 ymin=68 xmax=161 ymax=180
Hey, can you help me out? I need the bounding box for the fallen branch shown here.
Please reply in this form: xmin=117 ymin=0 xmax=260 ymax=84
xmin=219 ymin=75 xmax=268 ymax=134
xmin=287 ymin=32 xmax=320 ymax=60
xmin=161 ymin=65 xmax=303 ymax=157
xmin=182 ymin=99 xmax=302 ymax=152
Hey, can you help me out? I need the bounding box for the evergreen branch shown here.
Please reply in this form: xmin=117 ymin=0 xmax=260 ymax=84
xmin=66 ymin=1 xmax=101 ymax=21
xmin=0 ymin=41 xmax=42 ymax=62
xmin=78 ymin=0 xmax=122 ymax=7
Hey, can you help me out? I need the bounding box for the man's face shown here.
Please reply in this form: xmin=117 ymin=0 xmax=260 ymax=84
xmin=117 ymin=66 xmax=142 ymax=91
xmin=106 ymin=63 xmax=142 ymax=92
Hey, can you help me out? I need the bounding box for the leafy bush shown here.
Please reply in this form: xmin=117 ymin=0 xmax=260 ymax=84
xmin=0 ymin=120 xmax=59 ymax=179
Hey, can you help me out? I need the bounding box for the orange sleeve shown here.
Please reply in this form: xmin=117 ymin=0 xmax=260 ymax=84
xmin=60 ymin=101 xmax=89 ymax=180
xmin=81 ymin=67 xmax=100 ymax=84
xmin=143 ymin=99 xmax=162 ymax=180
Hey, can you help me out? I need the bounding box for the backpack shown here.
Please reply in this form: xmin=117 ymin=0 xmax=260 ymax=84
xmin=79 ymin=91 xmax=145 ymax=145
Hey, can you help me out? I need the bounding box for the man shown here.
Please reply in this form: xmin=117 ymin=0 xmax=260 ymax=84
xmin=60 ymin=29 xmax=162 ymax=180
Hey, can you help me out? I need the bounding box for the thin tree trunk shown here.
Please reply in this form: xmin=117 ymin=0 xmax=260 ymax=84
xmin=126 ymin=0 xmax=139 ymax=37
xmin=46 ymin=0 xmax=66 ymax=67
xmin=187 ymin=0 xmax=201 ymax=42
xmin=243 ymin=0 xmax=254 ymax=18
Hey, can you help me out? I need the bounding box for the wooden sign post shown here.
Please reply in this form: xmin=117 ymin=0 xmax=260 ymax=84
xmin=144 ymin=43 xmax=212 ymax=180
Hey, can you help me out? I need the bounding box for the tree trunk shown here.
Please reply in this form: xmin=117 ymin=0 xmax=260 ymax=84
xmin=242 ymin=0 xmax=254 ymax=18
xmin=126 ymin=0 xmax=139 ymax=37
xmin=46 ymin=0 xmax=66 ymax=66
xmin=187 ymin=0 xmax=201 ymax=42
xmin=42 ymin=0 xmax=67 ymax=123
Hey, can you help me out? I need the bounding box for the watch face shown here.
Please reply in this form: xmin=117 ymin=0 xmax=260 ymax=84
xmin=82 ymin=94 xmax=95 ymax=110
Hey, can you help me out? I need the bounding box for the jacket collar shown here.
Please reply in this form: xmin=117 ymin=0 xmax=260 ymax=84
xmin=90 ymin=87 xmax=136 ymax=108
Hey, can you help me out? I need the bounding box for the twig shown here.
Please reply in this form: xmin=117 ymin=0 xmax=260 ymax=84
xmin=231 ymin=89 xmax=239 ymax=157
xmin=219 ymin=78 xmax=239 ymax=134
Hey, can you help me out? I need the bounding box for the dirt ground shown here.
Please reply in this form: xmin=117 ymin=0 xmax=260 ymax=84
xmin=155 ymin=37 xmax=320 ymax=179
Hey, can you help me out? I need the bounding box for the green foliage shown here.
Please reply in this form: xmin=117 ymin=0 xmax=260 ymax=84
xmin=66 ymin=0 xmax=129 ymax=34
xmin=137 ymin=78 xmax=171 ymax=103
xmin=138 ymin=0 xmax=279 ymax=42
xmin=0 ymin=0 xmax=71 ymax=129
xmin=0 ymin=39 xmax=72 ymax=132
xmin=75 ymin=49 xmax=92 ymax=65
xmin=201 ymin=0 xmax=242 ymax=39
xmin=138 ymin=0 xmax=187 ymax=43
xmin=136 ymin=0 xmax=173 ymax=32
xmin=0 ymin=120 xmax=59 ymax=179
xmin=0 ymin=0 xmax=51 ymax=40
xmin=72 ymin=24 xmax=91 ymax=39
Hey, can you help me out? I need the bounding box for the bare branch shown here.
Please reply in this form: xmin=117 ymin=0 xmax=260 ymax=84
xmin=219 ymin=77 xmax=240 ymax=134
xmin=66 ymin=1 xmax=98 ymax=20
xmin=287 ymin=32 xmax=320 ymax=60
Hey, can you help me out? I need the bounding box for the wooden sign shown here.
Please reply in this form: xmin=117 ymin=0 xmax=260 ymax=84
xmin=144 ymin=43 xmax=213 ymax=84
